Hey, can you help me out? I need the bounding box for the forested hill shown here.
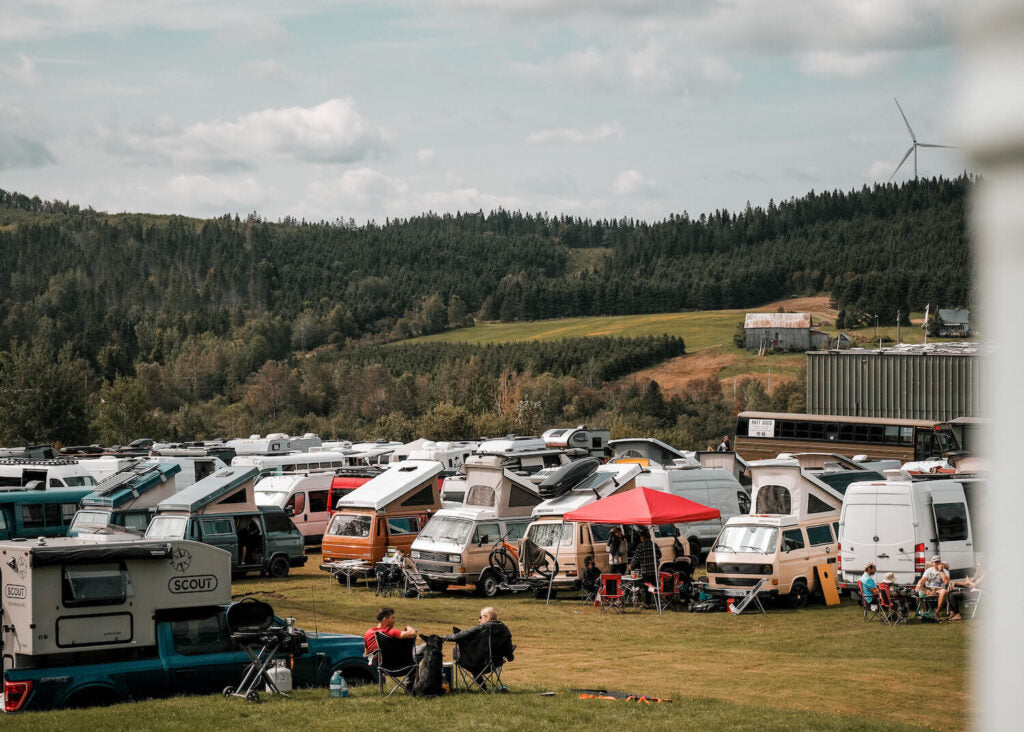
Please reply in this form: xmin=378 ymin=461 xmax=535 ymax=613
xmin=0 ymin=176 xmax=969 ymax=369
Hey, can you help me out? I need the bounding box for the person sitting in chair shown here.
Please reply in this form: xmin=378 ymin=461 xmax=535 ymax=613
xmin=364 ymin=606 xmax=417 ymax=662
xmin=916 ymin=556 xmax=950 ymax=615
xmin=860 ymin=563 xmax=881 ymax=608
xmin=581 ymin=556 xmax=601 ymax=599
xmin=444 ymin=607 xmax=514 ymax=680
xmin=946 ymin=561 xmax=984 ymax=621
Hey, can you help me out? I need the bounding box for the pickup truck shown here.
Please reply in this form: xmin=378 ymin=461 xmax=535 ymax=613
xmin=2 ymin=604 xmax=372 ymax=712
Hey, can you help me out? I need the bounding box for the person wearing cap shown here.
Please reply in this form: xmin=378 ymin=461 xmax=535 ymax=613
xmin=916 ymin=556 xmax=950 ymax=615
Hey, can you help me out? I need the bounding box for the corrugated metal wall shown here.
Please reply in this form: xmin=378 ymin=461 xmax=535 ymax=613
xmin=744 ymin=328 xmax=811 ymax=351
xmin=806 ymin=352 xmax=982 ymax=420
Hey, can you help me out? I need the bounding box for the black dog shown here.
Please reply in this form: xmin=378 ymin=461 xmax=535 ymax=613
xmin=412 ymin=634 xmax=445 ymax=697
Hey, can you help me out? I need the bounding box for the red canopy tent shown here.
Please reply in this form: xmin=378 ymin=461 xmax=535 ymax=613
xmin=563 ymin=487 xmax=721 ymax=614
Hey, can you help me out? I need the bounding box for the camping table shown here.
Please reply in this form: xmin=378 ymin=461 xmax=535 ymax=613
xmin=321 ymin=560 xmax=373 ymax=590
xmin=621 ymin=575 xmax=646 ymax=609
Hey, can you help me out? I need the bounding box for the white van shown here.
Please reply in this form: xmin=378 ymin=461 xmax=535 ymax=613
xmin=634 ymin=462 xmax=745 ymax=558
xmin=254 ymin=472 xmax=333 ymax=545
xmin=838 ymin=471 xmax=987 ymax=591
xmin=0 ymin=457 xmax=97 ymax=489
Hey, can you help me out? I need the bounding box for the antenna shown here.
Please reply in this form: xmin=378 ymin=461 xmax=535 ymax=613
xmin=311 ymin=587 xmax=319 ymax=636
xmin=889 ymin=98 xmax=957 ymax=181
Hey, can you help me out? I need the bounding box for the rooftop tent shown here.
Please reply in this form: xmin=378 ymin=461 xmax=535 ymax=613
xmin=82 ymin=461 xmax=181 ymax=509
xmin=336 ymin=459 xmax=444 ymax=511
xmin=607 ymin=438 xmax=687 ymax=467
xmin=748 ymin=463 xmax=844 ymax=520
xmin=156 ymin=466 xmax=258 ymax=514
xmin=563 ymin=486 xmax=721 ymax=526
xmin=532 ymin=462 xmax=641 ymax=517
xmin=461 ymin=458 xmax=542 ymax=517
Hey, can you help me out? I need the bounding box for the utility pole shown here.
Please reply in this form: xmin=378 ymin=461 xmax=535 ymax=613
xmin=897 ymin=308 xmax=901 ymax=343
xmin=874 ymin=314 xmax=879 ymax=340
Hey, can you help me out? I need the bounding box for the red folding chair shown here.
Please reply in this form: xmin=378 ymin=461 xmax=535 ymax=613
xmin=599 ymin=574 xmax=624 ymax=614
xmin=646 ymin=571 xmax=681 ymax=612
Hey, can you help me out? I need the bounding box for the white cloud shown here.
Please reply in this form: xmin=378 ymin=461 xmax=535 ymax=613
xmin=165 ymin=174 xmax=270 ymax=211
xmin=798 ymin=51 xmax=893 ymax=80
xmin=0 ymin=106 xmax=54 ymax=170
xmin=514 ymin=46 xmax=615 ymax=90
xmin=243 ymin=59 xmax=286 ymax=79
xmin=0 ymin=53 xmax=37 ymax=84
xmin=868 ymin=160 xmax=897 ymax=181
xmin=527 ymin=122 xmax=622 ymax=145
xmin=613 ymin=169 xmax=656 ymax=196
xmin=416 ymin=148 xmax=438 ymax=165
xmin=96 ymin=98 xmax=389 ymax=170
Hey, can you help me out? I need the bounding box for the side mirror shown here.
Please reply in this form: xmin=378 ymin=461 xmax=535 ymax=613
xmin=478 ymin=535 xmax=488 ymax=546
xmin=284 ymin=506 xmax=295 ymax=517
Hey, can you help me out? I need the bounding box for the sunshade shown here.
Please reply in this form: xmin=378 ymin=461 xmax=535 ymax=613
xmin=563 ymin=486 xmax=720 ymax=525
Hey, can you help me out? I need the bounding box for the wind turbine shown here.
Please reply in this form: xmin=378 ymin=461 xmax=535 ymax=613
xmin=889 ymin=97 xmax=956 ymax=181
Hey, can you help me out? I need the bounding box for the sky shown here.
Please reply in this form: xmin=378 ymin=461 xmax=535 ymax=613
xmin=0 ymin=1 xmax=966 ymax=224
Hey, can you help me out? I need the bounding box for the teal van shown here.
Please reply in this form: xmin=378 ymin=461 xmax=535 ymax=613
xmin=145 ymin=466 xmax=307 ymax=578
xmin=0 ymin=488 xmax=92 ymax=540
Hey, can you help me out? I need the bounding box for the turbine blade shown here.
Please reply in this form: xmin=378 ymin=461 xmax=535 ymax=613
xmin=916 ymin=143 xmax=958 ymax=149
xmin=889 ymin=146 xmax=914 ymax=182
xmin=894 ymin=97 xmax=917 ymax=142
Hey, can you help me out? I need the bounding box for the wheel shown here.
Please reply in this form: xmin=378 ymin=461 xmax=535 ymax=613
xmin=222 ymin=686 xmax=235 ymax=698
xmin=477 ymin=571 xmax=500 ymax=598
xmin=268 ymin=555 xmax=290 ymax=578
xmin=789 ymin=580 xmax=809 ymax=609
xmin=488 ymin=547 xmax=515 ymax=576
xmin=737 ymin=490 xmax=751 ymax=514
xmin=245 ymin=690 xmax=260 ymax=703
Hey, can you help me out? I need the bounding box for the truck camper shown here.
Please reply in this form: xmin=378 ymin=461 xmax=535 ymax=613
xmin=411 ymin=455 xmax=542 ymax=597
xmin=838 ymin=470 xmax=987 ymax=591
xmin=255 ymin=472 xmax=333 ymax=545
xmin=542 ymin=426 xmax=611 ymax=459
xmin=320 ymin=460 xmax=443 ymax=572
xmin=704 ymin=454 xmax=860 ymax=606
xmin=226 ymin=433 xmax=323 ymax=456
xmin=146 ymin=467 xmax=306 ymax=578
xmin=0 ymin=488 xmax=94 ymax=541
xmin=69 ymin=461 xmax=181 ymax=536
xmin=0 ymin=457 xmax=97 ymax=490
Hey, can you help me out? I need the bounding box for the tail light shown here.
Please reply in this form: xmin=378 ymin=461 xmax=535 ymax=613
xmin=837 ymin=542 xmax=841 ymax=572
xmin=4 ymin=680 xmax=33 ymax=712
xmin=914 ymin=543 xmax=926 ymax=577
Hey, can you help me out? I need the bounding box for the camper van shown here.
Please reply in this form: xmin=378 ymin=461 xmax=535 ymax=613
xmin=704 ymin=455 xmax=856 ymax=606
xmin=254 ymin=472 xmax=333 ymax=545
xmin=68 ymin=462 xmax=181 ymax=536
xmin=327 ymin=466 xmax=385 ymax=514
xmin=146 ymin=467 xmax=306 ymax=577
xmin=319 ymin=460 xmax=443 ymax=573
xmin=838 ymin=471 xmax=987 ymax=591
xmin=542 ymin=426 xmax=611 ymax=459
xmin=226 ymin=432 xmax=323 ymax=455
xmin=0 ymin=488 xmax=94 ymax=541
xmin=411 ymin=455 xmax=542 ymax=597
xmin=231 ymin=450 xmax=356 ymax=478
xmin=634 ymin=461 xmax=746 ymax=558
xmin=522 ymin=462 xmax=653 ymax=594
xmin=0 ymin=457 xmax=97 ymax=490
xmin=608 ymin=437 xmax=688 ymax=466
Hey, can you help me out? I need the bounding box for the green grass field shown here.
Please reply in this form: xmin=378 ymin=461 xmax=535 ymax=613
xmin=5 ymin=558 xmax=971 ymax=731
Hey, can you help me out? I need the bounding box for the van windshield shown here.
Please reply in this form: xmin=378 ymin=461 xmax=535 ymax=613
xmin=64 ymin=476 xmax=97 ymax=487
xmin=527 ymin=522 xmax=574 ymax=548
xmin=417 ymin=516 xmax=474 ymax=545
xmin=327 ymin=514 xmax=372 ymax=538
xmin=146 ymin=515 xmax=188 ymax=539
xmin=255 ymin=490 xmax=288 ymax=507
xmin=71 ymin=510 xmax=111 ymax=533
xmin=714 ymin=526 xmax=778 ymax=554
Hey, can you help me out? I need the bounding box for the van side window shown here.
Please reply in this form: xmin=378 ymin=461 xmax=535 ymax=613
xmin=21 ymin=503 xmax=62 ymax=529
xmin=756 ymin=485 xmax=791 ymax=514
xmin=505 ymin=521 xmax=529 ymax=540
xmin=49 ymin=478 xmax=63 ymax=488
xmin=0 ymin=510 xmax=7 ymax=531
xmin=308 ymin=491 xmax=328 ymax=513
xmin=465 ymin=485 xmax=495 ymax=507
xmin=401 ymin=485 xmax=435 ymax=507
xmin=201 ymin=518 xmax=234 ymax=536
xmin=287 ymin=493 xmax=306 ymax=515
xmin=263 ymin=512 xmax=296 ymax=533
xmin=62 ymin=563 xmax=134 ymax=607
xmin=387 ymin=517 xmax=419 ymax=535
xmin=807 ymin=493 xmax=834 ymax=514
xmin=934 ymin=502 xmax=969 ymax=542
xmin=473 ymin=522 xmax=500 ymax=545
xmin=509 ymin=485 xmax=537 ymax=508
xmin=781 ymin=529 xmax=805 ymax=551
xmin=806 ymin=525 xmax=833 ymax=546
xmin=61 ymin=503 xmax=78 ymax=525
xmin=221 ymin=489 xmax=248 ymax=504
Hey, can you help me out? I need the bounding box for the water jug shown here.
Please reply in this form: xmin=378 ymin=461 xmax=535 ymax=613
xmin=330 ymin=670 xmax=349 ymax=698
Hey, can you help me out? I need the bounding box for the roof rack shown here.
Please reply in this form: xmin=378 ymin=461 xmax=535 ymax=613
xmin=0 ymin=457 xmax=80 ymax=466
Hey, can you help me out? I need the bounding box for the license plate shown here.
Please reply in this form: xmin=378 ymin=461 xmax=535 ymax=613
xmin=724 ymin=589 xmax=750 ymax=597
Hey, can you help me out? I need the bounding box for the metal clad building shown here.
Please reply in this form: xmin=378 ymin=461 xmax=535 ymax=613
xmin=806 ymin=343 xmax=984 ymax=421
xmin=744 ymin=312 xmax=829 ymax=352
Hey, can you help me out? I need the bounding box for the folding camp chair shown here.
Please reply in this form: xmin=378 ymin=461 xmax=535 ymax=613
xmin=876 ymin=585 xmax=899 ymax=626
xmin=858 ymin=581 xmax=881 ymax=623
xmin=598 ymin=574 xmax=624 ymax=614
xmin=645 ymin=572 xmax=681 ymax=612
xmin=964 ymin=588 xmax=982 ymax=619
xmin=581 ymin=571 xmax=601 ymax=605
xmin=452 ymin=625 xmax=514 ymax=693
xmin=374 ymin=632 xmax=417 ymax=696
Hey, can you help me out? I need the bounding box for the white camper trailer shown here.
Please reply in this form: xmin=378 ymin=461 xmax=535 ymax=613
xmin=226 ymin=433 xmax=323 ymax=456
xmin=542 ymin=426 xmax=611 ymax=459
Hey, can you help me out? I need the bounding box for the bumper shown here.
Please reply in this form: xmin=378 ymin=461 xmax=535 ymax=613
xmin=290 ymin=555 xmax=309 ymax=567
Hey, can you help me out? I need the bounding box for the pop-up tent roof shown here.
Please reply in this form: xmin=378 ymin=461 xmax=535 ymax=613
xmin=83 ymin=461 xmax=181 ymax=509
xmin=337 ymin=459 xmax=443 ymax=511
xmin=563 ymin=486 xmax=720 ymax=525
xmin=157 ymin=466 xmax=257 ymax=513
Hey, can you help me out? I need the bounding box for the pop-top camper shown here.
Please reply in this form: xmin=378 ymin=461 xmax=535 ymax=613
xmin=1 ymin=537 xmax=230 ymax=663
xmin=146 ymin=467 xmax=306 ymax=577
xmin=320 ymin=460 xmax=443 ymax=572
xmin=411 ymin=455 xmax=542 ymax=597
xmin=69 ymin=461 xmax=181 ymax=535
xmin=541 ymin=426 xmax=611 ymax=459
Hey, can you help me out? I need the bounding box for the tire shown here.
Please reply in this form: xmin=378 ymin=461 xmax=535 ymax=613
xmin=246 ymin=690 xmax=260 ymax=703
xmin=268 ymin=555 xmax=290 ymax=578
xmin=789 ymin=579 xmax=810 ymax=609
xmin=477 ymin=571 xmax=500 ymax=598
xmin=223 ymin=686 xmax=235 ymax=698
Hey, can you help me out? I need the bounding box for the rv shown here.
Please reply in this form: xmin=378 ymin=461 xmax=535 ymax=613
xmin=232 ymin=450 xmax=356 ymax=478
xmin=0 ymin=457 xmax=97 ymax=490
xmin=254 ymin=472 xmax=333 ymax=545
xmin=838 ymin=471 xmax=987 ymax=592
xmin=411 ymin=455 xmax=542 ymax=597
xmin=68 ymin=462 xmax=181 ymax=536
xmin=319 ymin=460 xmax=443 ymax=574
xmin=226 ymin=432 xmax=323 ymax=456
xmin=146 ymin=467 xmax=306 ymax=578
xmin=404 ymin=440 xmax=479 ymax=471
xmin=704 ymin=454 xmax=862 ymax=606
xmin=0 ymin=488 xmax=94 ymax=541
xmin=542 ymin=426 xmax=611 ymax=459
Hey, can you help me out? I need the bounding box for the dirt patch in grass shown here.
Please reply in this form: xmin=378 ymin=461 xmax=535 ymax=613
xmin=633 ymin=346 xmax=741 ymax=392
xmin=757 ymin=295 xmax=837 ymax=323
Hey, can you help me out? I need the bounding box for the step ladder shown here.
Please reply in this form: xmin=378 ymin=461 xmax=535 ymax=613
xmin=397 ymin=551 xmax=432 ymax=597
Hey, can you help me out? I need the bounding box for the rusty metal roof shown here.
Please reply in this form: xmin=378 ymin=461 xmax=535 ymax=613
xmin=744 ymin=312 xmax=811 ymax=329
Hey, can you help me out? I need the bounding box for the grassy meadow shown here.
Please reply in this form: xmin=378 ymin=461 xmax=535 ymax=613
xmin=5 ymin=558 xmax=972 ymax=731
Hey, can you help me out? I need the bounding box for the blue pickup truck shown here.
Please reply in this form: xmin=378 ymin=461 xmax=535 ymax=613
xmin=3 ymin=603 xmax=372 ymax=712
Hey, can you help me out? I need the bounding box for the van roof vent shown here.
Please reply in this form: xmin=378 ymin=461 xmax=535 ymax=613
xmin=882 ymin=468 xmax=912 ymax=481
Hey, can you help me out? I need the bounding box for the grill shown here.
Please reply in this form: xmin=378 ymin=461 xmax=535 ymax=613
xmin=713 ymin=577 xmax=760 ymax=587
xmin=716 ymin=563 xmax=770 ymax=575
xmin=416 ymin=550 xmax=450 ymax=562
xmin=417 ymin=562 xmax=453 ymax=573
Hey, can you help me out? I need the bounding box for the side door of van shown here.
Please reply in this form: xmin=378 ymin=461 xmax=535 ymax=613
xmin=777 ymin=527 xmax=811 ymax=594
xmin=929 ymin=482 xmax=974 ymax=576
xmin=198 ymin=517 xmax=239 ymax=566
xmin=468 ymin=521 xmax=502 ymax=580
xmin=0 ymin=506 xmax=11 ymax=540
xmin=303 ymin=488 xmax=331 ymax=542
xmin=804 ymin=523 xmax=837 ymax=592
xmin=383 ymin=515 xmax=421 ymax=554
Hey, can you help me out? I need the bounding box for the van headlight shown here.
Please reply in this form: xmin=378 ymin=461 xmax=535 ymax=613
xmin=448 ymin=554 xmax=461 ymax=563
xmin=706 ymin=561 xmax=718 ymax=573
xmin=761 ymin=564 xmax=773 ymax=574
xmin=410 ymin=550 xmax=421 ymax=559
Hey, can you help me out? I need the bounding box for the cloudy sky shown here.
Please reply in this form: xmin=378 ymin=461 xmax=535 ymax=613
xmin=0 ymin=1 xmax=965 ymax=224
